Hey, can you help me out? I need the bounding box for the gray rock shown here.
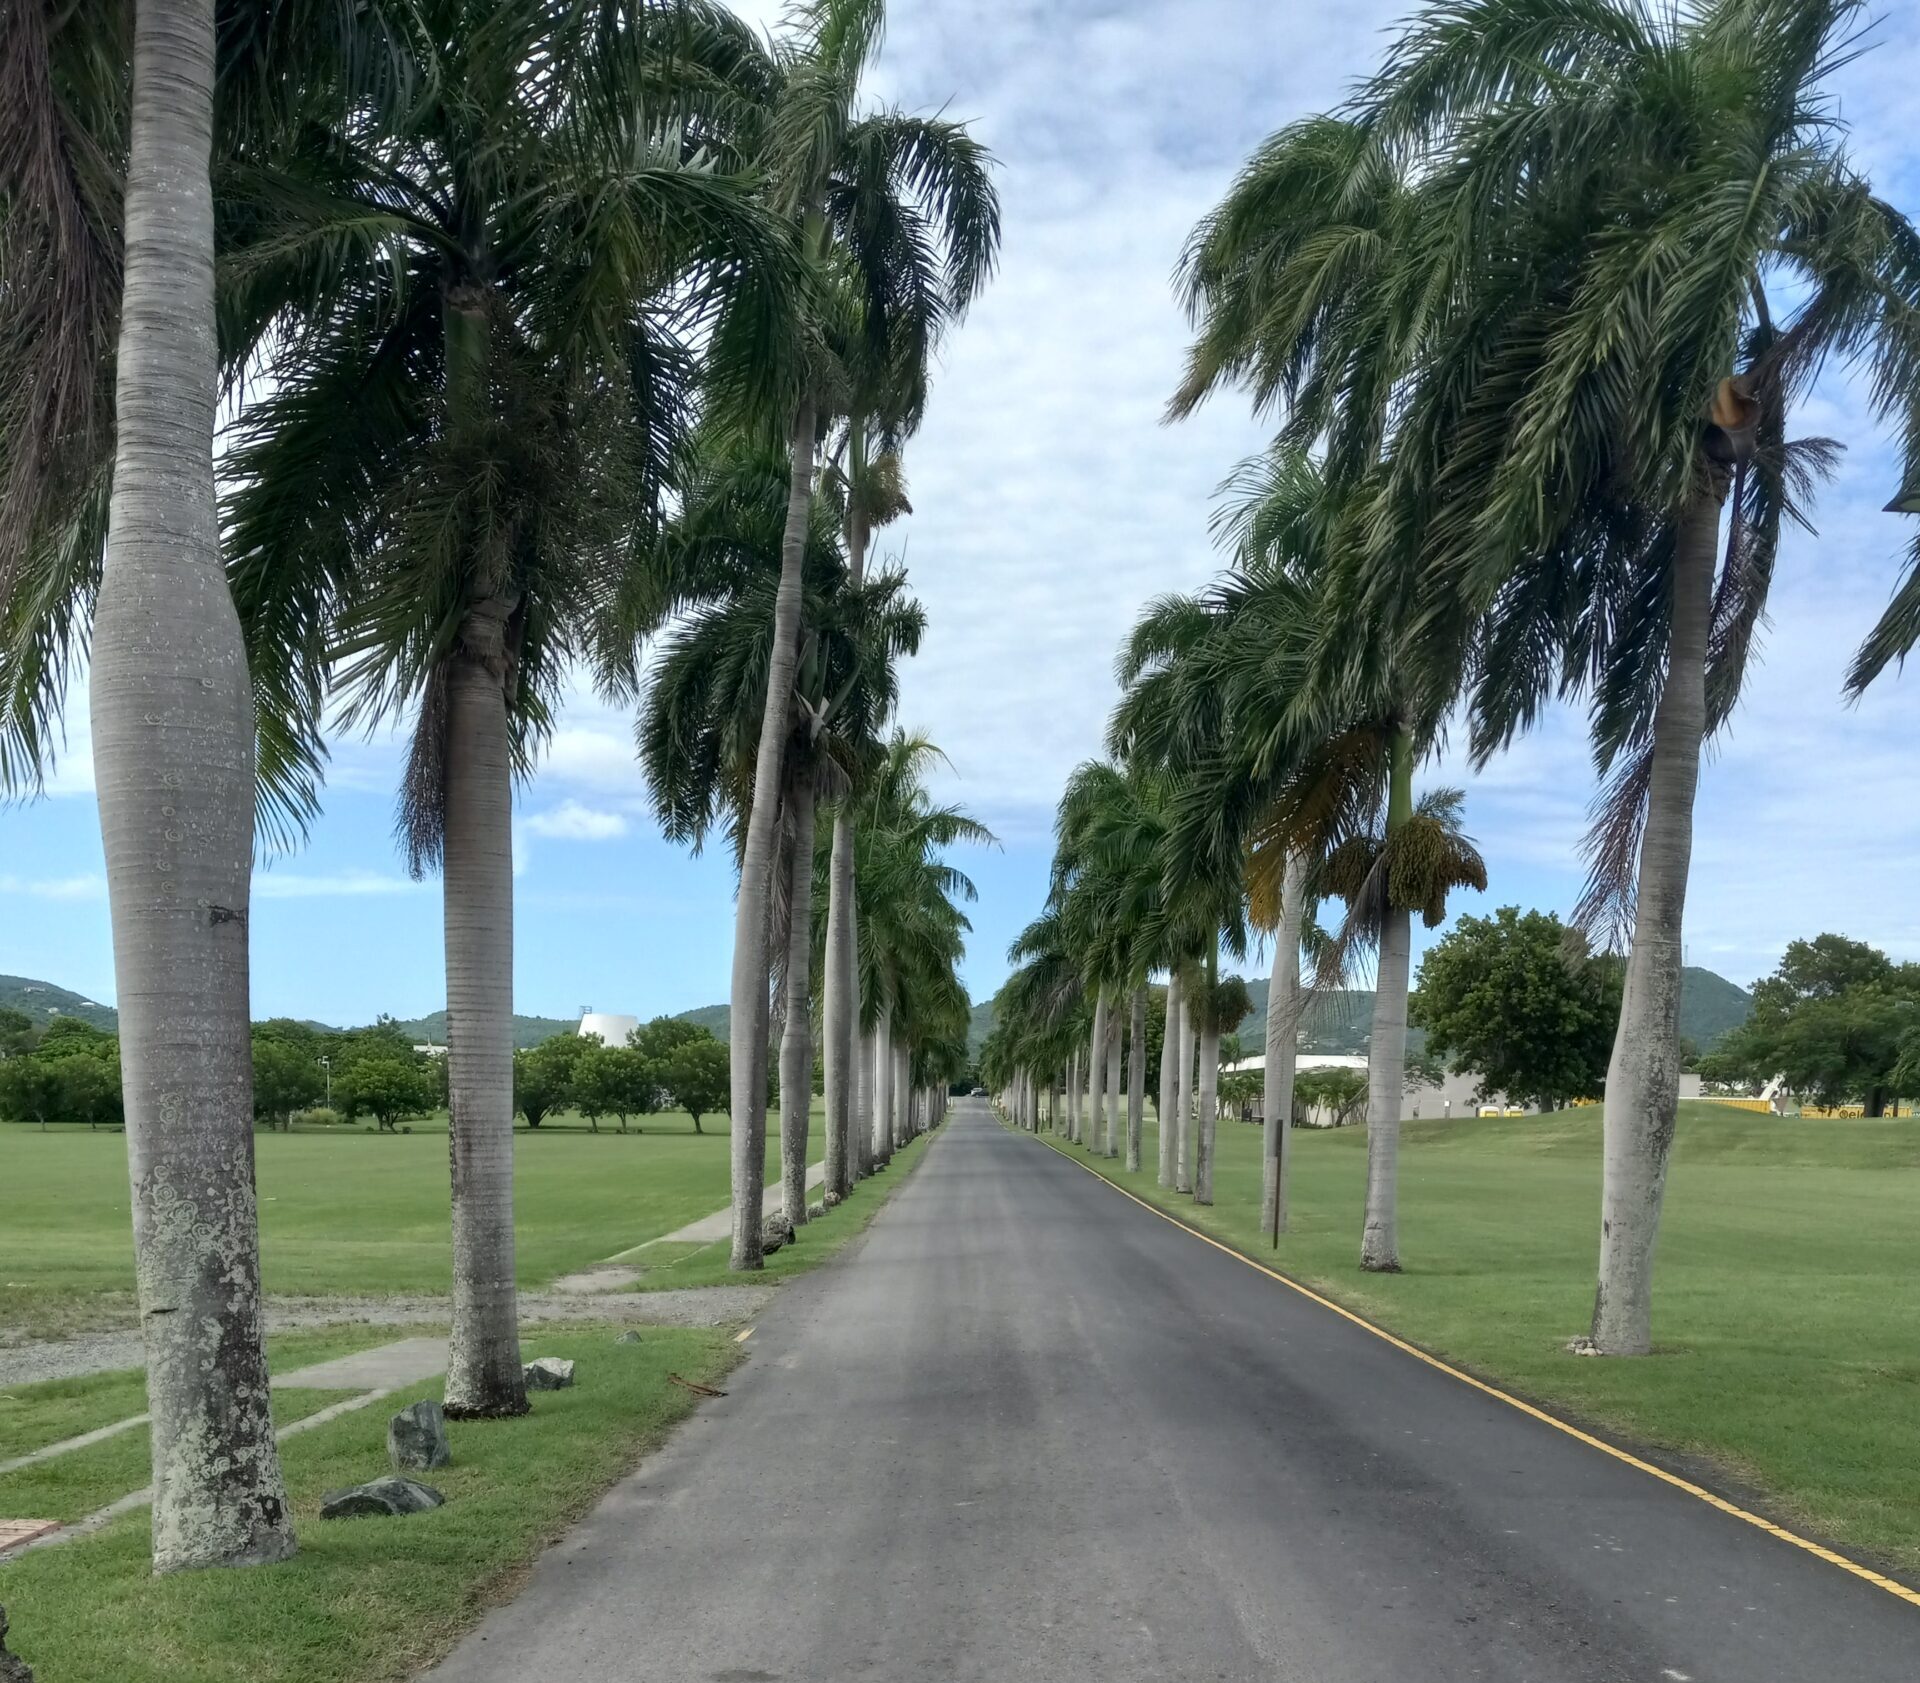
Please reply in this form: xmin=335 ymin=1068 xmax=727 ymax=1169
xmin=807 ymin=1201 xmax=828 ymax=1221
xmin=615 ymin=1330 xmax=644 ymax=1345
xmin=320 ymin=1476 xmax=445 ymax=1520
xmin=822 ymin=1189 xmax=843 ymax=1209
xmin=387 ymin=1399 xmax=450 ymax=1472
xmin=524 ymin=1356 xmax=576 ymax=1390
xmin=761 ymin=1212 xmax=794 ymax=1254
xmin=0 ymin=1605 xmax=34 ymax=1683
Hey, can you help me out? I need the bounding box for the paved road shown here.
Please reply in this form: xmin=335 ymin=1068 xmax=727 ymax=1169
xmin=424 ymin=1099 xmax=1916 ymax=1682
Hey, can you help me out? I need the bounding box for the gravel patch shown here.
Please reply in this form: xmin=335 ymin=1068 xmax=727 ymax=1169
xmin=0 ymin=1285 xmax=773 ymax=1389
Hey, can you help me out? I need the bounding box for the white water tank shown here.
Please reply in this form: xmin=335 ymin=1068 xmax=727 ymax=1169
xmin=578 ymin=1012 xmax=639 ymax=1047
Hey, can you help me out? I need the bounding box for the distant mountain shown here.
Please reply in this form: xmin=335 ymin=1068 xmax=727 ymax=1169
xmin=386 ymin=1009 xmax=580 ymax=1051
xmin=673 ymin=1003 xmax=731 ymax=1038
xmin=1 ymin=975 xmax=118 ymax=1032
xmin=1675 ymin=967 xmax=1754 ymax=1051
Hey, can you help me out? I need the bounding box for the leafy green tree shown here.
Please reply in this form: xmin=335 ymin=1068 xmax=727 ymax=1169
xmin=59 ymin=1050 xmax=123 ymax=1131
xmin=513 ymin=1035 xmax=588 ymax=1130
xmin=570 ymin=1046 xmax=658 ymax=1135
xmin=1704 ymin=937 xmax=1920 ymax=1115
xmin=34 ymin=1016 xmax=114 ymax=1059
xmin=665 ymin=1038 xmax=730 ymax=1135
xmin=251 ymin=1033 xmax=325 ymax=1130
xmin=1412 ymin=908 xmax=1622 ymax=1111
xmin=0 ymin=1010 xmax=37 ymax=1058
xmin=332 ymin=1055 xmax=435 ymax=1133
xmin=1294 ymin=1066 xmax=1368 ymax=1128
xmin=0 ymin=1055 xmax=65 ymax=1129
xmin=631 ymin=1018 xmax=710 ymax=1062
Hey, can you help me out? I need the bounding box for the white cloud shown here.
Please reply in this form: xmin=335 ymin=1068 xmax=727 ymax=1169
xmin=521 ymin=799 xmax=629 ymax=841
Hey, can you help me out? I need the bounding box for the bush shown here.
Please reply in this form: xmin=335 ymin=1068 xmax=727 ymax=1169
xmin=286 ymin=1106 xmax=347 ymax=1129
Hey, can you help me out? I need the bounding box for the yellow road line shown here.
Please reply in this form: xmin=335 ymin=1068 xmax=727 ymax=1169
xmin=734 ymin=1326 xmax=755 ymax=1343
xmin=1034 ymin=1132 xmax=1920 ymax=1612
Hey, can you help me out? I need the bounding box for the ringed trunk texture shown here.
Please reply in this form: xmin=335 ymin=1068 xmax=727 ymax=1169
xmin=1172 ymin=994 xmax=1193 ymax=1194
xmin=91 ymin=0 xmax=294 ymax=1566
xmin=727 ymin=399 xmax=816 ymax=1269
xmin=822 ymin=810 xmax=856 ymax=1199
xmin=1361 ymin=905 xmax=1412 ymax=1272
xmin=1589 ymin=478 xmax=1719 ymax=1354
xmin=441 ymin=605 xmax=529 ymax=1417
xmin=1088 ymin=993 xmax=1109 ymax=1155
xmin=872 ymin=1008 xmax=894 ymax=1167
xmin=852 ymin=1026 xmax=874 ymax=1182
xmin=777 ymin=772 xmax=818 ymax=1227
xmin=1261 ymin=854 xmax=1306 ymax=1241
xmin=1105 ymin=998 xmax=1124 ymax=1160
xmin=1157 ymin=974 xmax=1181 ymax=1187
xmin=894 ymin=1044 xmax=909 ymax=1148
xmin=1195 ymin=949 xmax=1220 ymax=1205
xmin=1361 ymin=732 xmax=1416 ymax=1274
xmin=1126 ymin=985 xmax=1146 ymax=1173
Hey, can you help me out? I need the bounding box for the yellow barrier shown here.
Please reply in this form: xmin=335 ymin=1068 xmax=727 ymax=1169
xmin=1703 ymin=1097 xmax=1773 ymax=1112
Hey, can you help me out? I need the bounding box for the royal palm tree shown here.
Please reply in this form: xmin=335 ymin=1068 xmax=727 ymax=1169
xmin=839 ymin=731 xmax=992 ymax=1164
xmin=0 ymin=0 xmax=377 ymax=1569
xmin=637 ymin=433 xmax=922 ymax=1228
xmin=725 ymin=0 xmax=998 ymax=1268
xmin=218 ymin=0 xmax=799 ymax=1410
xmin=1356 ymin=0 xmax=1920 ymax=1345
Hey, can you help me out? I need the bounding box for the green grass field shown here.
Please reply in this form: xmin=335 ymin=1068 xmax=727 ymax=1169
xmin=1035 ymin=1102 xmax=1920 ymax=1575
xmin=0 ymin=1105 xmax=828 ymax=1340
xmin=0 ymin=1324 xmax=737 ymax=1683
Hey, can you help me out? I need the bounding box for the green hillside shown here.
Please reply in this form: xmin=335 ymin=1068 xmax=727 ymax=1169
xmin=385 ymin=1009 xmax=580 ymax=1050
xmin=0 ymin=975 xmax=118 ymax=1033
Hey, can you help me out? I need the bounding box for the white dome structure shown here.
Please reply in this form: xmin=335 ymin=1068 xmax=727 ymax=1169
xmin=578 ymin=1012 xmax=639 ymax=1047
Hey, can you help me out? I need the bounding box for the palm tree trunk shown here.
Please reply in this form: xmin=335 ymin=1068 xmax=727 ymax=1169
xmin=727 ymin=398 xmax=816 ymax=1270
xmin=1262 ymin=852 xmax=1306 ymax=1242
xmin=894 ymin=1042 xmax=909 ymax=1148
xmin=821 ymin=429 xmax=869 ymax=1203
xmin=90 ymin=0 xmax=293 ymax=1567
xmin=1105 ymin=997 xmax=1123 ymax=1160
xmin=1173 ymin=991 xmax=1193 ymax=1194
xmin=778 ymin=769 xmax=817 ymax=1228
xmin=1157 ymin=974 xmax=1181 ymax=1187
xmin=1361 ymin=730 xmax=1416 ymax=1273
xmin=441 ymin=604 xmax=529 ymax=1417
xmin=852 ymin=1023 xmax=873 ymax=1182
xmin=872 ymin=1005 xmax=893 ymax=1166
xmin=1088 ymin=993 xmax=1109 ymax=1155
xmin=823 ymin=809 xmax=855 ymax=1200
xmin=1065 ymin=1049 xmax=1079 ymax=1142
xmin=1126 ymin=985 xmax=1147 ymax=1172
xmin=1589 ymin=478 xmax=1719 ymax=1353
xmin=1195 ymin=947 xmax=1220 ymax=1205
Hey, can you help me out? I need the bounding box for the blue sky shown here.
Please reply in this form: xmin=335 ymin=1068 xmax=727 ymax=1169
xmin=7 ymin=0 xmax=1920 ymax=1028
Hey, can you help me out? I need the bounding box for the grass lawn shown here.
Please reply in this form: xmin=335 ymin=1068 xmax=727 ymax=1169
xmin=0 ymin=1324 xmax=737 ymax=1683
xmin=632 ymin=1127 xmax=936 ymax=1291
xmin=0 ymin=1326 xmax=444 ymax=1526
xmin=0 ymin=1103 xmax=828 ymax=1340
xmin=1030 ymin=1102 xmax=1920 ymax=1576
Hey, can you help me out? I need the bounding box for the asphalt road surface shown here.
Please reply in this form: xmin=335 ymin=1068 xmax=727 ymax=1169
xmin=424 ymin=1098 xmax=1917 ymax=1682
